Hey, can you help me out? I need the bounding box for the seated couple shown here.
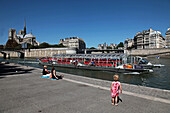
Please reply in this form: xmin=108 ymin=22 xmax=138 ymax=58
xmin=42 ymin=65 xmax=64 ymax=80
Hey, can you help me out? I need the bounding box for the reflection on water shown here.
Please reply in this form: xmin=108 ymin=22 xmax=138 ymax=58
xmin=0 ymin=57 xmax=170 ymax=90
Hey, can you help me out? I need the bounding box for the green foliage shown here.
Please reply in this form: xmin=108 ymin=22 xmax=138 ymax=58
xmin=115 ymin=42 xmax=124 ymax=49
xmin=107 ymin=46 xmax=112 ymax=49
xmin=89 ymin=47 xmax=96 ymax=49
xmin=38 ymin=42 xmax=66 ymax=48
xmin=27 ymin=44 xmax=39 ymax=49
xmin=5 ymin=39 xmax=19 ymax=49
xmin=117 ymin=42 xmax=124 ymax=47
xmin=29 ymin=45 xmax=35 ymax=49
xmin=127 ymin=45 xmax=134 ymax=50
xmin=57 ymin=43 xmax=66 ymax=47
xmin=0 ymin=45 xmax=4 ymax=49
xmin=39 ymin=42 xmax=50 ymax=48
xmin=15 ymin=44 xmax=21 ymax=50
xmin=49 ymin=44 xmax=58 ymax=48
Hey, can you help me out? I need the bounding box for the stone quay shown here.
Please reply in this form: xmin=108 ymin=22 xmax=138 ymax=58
xmin=1 ymin=48 xmax=170 ymax=59
xmin=0 ymin=63 xmax=170 ymax=113
xmin=0 ymin=48 xmax=77 ymax=58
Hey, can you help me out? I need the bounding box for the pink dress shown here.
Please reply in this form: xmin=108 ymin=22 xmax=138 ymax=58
xmin=111 ymin=81 xmax=120 ymax=97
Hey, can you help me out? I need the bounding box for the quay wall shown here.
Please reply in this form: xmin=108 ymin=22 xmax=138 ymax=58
xmin=24 ymin=48 xmax=76 ymax=58
xmin=1 ymin=48 xmax=170 ymax=58
xmin=126 ymin=48 xmax=170 ymax=56
xmin=0 ymin=48 xmax=76 ymax=58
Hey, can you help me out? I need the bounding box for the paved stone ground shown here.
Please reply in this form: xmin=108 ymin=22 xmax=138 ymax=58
xmin=0 ymin=63 xmax=170 ymax=113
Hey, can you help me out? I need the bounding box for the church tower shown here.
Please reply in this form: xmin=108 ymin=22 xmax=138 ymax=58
xmin=24 ymin=19 xmax=26 ymax=36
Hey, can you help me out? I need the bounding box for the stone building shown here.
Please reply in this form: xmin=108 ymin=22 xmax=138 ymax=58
xmin=97 ymin=42 xmax=107 ymax=50
xmin=165 ymin=28 xmax=170 ymax=48
xmin=124 ymin=38 xmax=134 ymax=49
xmin=149 ymin=31 xmax=165 ymax=48
xmin=7 ymin=20 xmax=39 ymax=48
xmin=59 ymin=37 xmax=86 ymax=50
xmin=110 ymin=43 xmax=117 ymax=49
xmin=134 ymin=28 xmax=165 ymax=49
xmin=97 ymin=44 xmax=103 ymax=50
xmin=97 ymin=43 xmax=116 ymax=50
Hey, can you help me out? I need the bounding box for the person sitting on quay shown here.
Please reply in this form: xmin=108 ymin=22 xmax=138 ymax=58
xmin=42 ymin=65 xmax=51 ymax=77
xmin=50 ymin=66 xmax=64 ymax=80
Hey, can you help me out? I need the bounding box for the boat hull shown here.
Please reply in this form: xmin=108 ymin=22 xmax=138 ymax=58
xmin=39 ymin=61 xmax=151 ymax=73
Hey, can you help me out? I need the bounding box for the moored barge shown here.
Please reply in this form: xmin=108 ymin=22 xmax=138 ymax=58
xmin=39 ymin=53 xmax=164 ymax=73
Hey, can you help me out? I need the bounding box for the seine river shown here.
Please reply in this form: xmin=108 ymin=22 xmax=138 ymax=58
xmin=1 ymin=57 xmax=170 ymax=90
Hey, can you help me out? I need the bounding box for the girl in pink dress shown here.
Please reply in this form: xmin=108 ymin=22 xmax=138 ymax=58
xmin=111 ymin=75 xmax=122 ymax=106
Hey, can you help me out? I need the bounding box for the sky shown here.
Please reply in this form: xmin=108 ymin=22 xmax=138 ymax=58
xmin=0 ymin=0 xmax=170 ymax=48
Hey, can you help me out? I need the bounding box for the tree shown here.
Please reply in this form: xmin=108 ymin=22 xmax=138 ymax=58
xmin=127 ymin=45 xmax=134 ymax=50
xmin=38 ymin=42 xmax=66 ymax=48
xmin=39 ymin=42 xmax=50 ymax=48
xmin=89 ymin=47 xmax=96 ymax=49
xmin=27 ymin=44 xmax=39 ymax=49
xmin=0 ymin=45 xmax=4 ymax=49
xmin=107 ymin=46 xmax=112 ymax=49
xmin=5 ymin=39 xmax=19 ymax=49
xmin=116 ymin=42 xmax=124 ymax=49
xmin=15 ymin=44 xmax=21 ymax=50
xmin=57 ymin=43 xmax=65 ymax=47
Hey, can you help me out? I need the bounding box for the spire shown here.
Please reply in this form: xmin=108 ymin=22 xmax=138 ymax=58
xmin=24 ymin=19 xmax=26 ymax=36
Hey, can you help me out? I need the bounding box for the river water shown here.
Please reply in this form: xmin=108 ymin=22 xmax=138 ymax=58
xmin=0 ymin=57 xmax=170 ymax=90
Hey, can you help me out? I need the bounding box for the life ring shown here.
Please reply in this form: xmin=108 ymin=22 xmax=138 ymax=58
xmin=127 ymin=65 xmax=133 ymax=69
xmin=123 ymin=64 xmax=127 ymax=68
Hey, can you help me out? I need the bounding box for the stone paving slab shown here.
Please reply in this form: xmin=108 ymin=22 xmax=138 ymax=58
xmin=0 ymin=63 xmax=170 ymax=113
xmin=55 ymin=71 xmax=170 ymax=100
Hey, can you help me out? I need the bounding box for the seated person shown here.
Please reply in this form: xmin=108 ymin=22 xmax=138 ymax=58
xmin=42 ymin=65 xmax=51 ymax=77
xmin=51 ymin=66 xmax=64 ymax=80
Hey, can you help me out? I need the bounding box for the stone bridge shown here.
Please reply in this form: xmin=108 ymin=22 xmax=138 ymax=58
xmin=0 ymin=50 xmax=24 ymax=59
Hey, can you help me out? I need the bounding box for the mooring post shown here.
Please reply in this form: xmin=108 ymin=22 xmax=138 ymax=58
xmin=7 ymin=53 xmax=10 ymax=59
xmin=4 ymin=53 xmax=6 ymax=59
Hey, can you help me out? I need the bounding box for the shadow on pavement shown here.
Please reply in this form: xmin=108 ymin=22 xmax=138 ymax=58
xmin=0 ymin=63 xmax=35 ymax=79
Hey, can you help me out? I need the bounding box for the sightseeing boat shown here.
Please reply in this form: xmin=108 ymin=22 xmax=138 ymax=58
xmin=38 ymin=53 xmax=164 ymax=73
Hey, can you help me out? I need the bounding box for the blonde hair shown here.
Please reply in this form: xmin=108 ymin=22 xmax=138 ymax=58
xmin=113 ymin=75 xmax=119 ymax=81
xmin=44 ymin=65 xmax=47 ymax=68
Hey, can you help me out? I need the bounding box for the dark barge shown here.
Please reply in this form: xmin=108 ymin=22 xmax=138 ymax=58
xmin=39 ymin=53 xmax=164 ymax=73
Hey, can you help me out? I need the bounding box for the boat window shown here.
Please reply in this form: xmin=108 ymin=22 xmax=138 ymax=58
xmin=139 ymin=59 xmax=149 ymax=64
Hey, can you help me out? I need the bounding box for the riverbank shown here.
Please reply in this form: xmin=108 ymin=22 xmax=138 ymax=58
xmin=3 ymin=57 xmax=170 ymax=90
xmin=0 ymin=63 xmax=170 ymax=113
xmin=147 ymin=54 xmax=170 ymax=58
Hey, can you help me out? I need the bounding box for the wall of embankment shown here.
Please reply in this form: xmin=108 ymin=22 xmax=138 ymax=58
xmin=0 ymin=48 xmax=77 ymax=58
xmin=1 ymin=48 xmax=170 ymax=58
xmin=125 ymin=48 xmax=170 ymax=56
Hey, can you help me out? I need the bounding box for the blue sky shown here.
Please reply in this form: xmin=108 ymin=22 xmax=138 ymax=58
xmin=0 ymin=0 xmax=170 ymax=48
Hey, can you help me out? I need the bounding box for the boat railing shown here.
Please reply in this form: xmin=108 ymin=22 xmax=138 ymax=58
xmin=40 ymin=53 xmax=158 ymax=69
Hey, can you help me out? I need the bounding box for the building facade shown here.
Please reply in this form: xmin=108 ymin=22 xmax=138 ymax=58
xmin=59 ymin=37 xmax=86 ymax=50
xmin=149 ymin=31 xmax=165 ymax=48
xmin=124 ymin=38 xmax=134 ymax=49
xmin=165 ymin=28 xmax=170 ymax=48
xmin=134 ymin=28 xmax=165 ymax=49
xmin=7 ymin=20 xmax=39 ymax=47
xmin=110 ymin=43 xmax=117 ymax=49
xmin=97 ymin=43 xmax=117 ymax=50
